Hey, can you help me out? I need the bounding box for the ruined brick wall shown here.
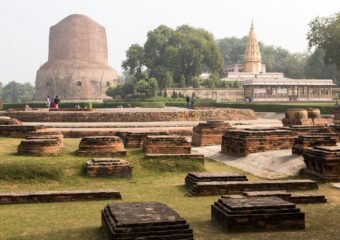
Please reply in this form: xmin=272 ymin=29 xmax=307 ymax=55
xmin=5 ymin=108 xmax=257 ymax=122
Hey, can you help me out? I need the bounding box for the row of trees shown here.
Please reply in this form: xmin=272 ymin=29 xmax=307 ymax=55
xmin=0 ymin=81 xmax=35 ymax=104
xmin=109 ymin=11 xmax=339 ymax=98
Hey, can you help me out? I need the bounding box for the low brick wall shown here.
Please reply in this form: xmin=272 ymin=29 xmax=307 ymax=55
xmin=0 ymin=189 xmax=121 ymax=204
xmin=3 ymin=108 xmax=257 ymax=122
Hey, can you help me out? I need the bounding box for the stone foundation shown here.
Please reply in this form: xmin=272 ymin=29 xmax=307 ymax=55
xmin=221 ymin=128 xmax=295 ymax=157
xmin=292 ymin=135 xmax=337 ymax=155
xmin=17 ymin=138 xmax=62 ymax=156
xmin=187 ymin=179 xmax=318 ymax=196
xmin=101 ymin=202 xmax=194 ymax=240
xmin=191 ymin=120 xmax=233 ymax=146
xmin=0 ymin=189 xmax=121 ymax=204
xmin=211 ymin=196 xmax=305 ymax=232
xmin=78 ymin=136 xmax=126 ymax=157
xmin=143 ymin=135 xmax=191 ymax=154
xmin=0 ymin=116 xmax=22 ymax=125
xmin=86 ymin=158 xmax=132 ymax=177
xmin=282 ymin=108 xmax=331 ymax=127
xmin=25 ymin=129 xmax=64 ymax=146
xmin=116 ymin=131 xmax=169 ymax=148
xmin=4 ymin=108 xmax=257 ymax=122
xmin=185 ymin=172 xmax=248 ymax=189
xmin=241 ymin=191 xmax=327 ymax=204
xmin=0 ymin=125 xmax=44 ymax=138
xmin=302 ymin=146 xmax=340 ymax=181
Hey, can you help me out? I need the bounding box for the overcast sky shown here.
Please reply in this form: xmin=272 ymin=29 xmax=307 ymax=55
xmin=0 ymin=0 xmax=339 ymax=84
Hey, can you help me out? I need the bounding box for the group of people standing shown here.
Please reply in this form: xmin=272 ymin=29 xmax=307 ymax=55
xmin=185 ymin=95 xmax=196 ymax=108
xmin=46 ymin=96 xmax=61 ymax=109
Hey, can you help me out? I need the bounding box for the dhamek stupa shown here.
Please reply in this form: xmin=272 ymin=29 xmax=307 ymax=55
xmin=34 ymin=14 xmax=118 ymax=102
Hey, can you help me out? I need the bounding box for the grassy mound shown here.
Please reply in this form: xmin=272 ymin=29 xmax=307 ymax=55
xmin=0 ymin=161 xmax=63 ymax=181
xmin=141 ymin=158 xmax=205 ymax=172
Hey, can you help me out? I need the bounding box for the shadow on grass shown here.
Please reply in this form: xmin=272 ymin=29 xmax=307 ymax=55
xmin=6 ymin=226 xmax=104 ymax=240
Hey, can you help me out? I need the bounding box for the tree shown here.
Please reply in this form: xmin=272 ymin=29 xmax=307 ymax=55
xmin=121 ymin=44 xmax=145 ymax=81
xmin=106 ymin=83 xmax=135 ymax=98
xmin=307 ymin=12 xmax=340 ymax=69
xmin=135 ymin=78 xmax=159 ymax=97
xmin=123 ymin=24 xmax=224 ymax=88
xmin=179 ymin=75 xmax=186 ymax=87
xmin=1 ymin=81 xmax=35 ymax=103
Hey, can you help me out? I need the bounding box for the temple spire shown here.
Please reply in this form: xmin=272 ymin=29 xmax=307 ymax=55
xmin=244 ymin=20 xmax=262 ymax=72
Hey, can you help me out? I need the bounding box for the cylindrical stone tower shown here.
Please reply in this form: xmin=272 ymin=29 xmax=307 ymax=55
xmin=35 ymin=14 xmax=117 ymax=102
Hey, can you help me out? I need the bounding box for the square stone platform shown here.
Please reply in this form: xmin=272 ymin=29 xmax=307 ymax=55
xmin=86 ymin=158 xmax=132 ymax=177
xmin=101 ymin=202 xmax=194 ymax=239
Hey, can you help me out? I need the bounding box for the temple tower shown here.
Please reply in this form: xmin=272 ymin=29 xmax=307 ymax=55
xmin=34 ymin=14 xmax=118 ymax=102
xmin=244 ymin=21 xmax=262 ymax=73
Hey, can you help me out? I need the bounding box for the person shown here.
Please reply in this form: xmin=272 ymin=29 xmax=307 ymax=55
xmin=24 ymin=105 xmax=32 ymax=111
xmin=54 ymin=96 xmax=61 ymax=109
xmin=185 ymin=95 xmax=190 ymax=108
xmin=46 ymin=96 xmax=51 ymax=108
xmin=75 ymin=104 xmax=80 ymax=109
xmin=190 ymin=96 xmax=196 ymax=108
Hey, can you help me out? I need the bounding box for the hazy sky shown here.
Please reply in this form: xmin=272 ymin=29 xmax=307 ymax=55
xmin=0 ymin=0 xmax=339 ymax=84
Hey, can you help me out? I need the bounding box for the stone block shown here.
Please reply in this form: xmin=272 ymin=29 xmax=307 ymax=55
xmin=86 ymin=158 xmax=132 ymax=177
xmin=191 ymin=120 xmax=233 ymax=146
xmin=211 ymin=196 xmax=305 ymax=232
xmin=302 ymin=146 xmax=340 ymax=181
xmin=101 ymin=202 xmax=194 ymax=240
xmin=78 ymin=136 xmax=126 ymax=157
xmin=221 ymin=128 xmax=295 ymax=157
xmin=0 ymin=189 xmax=121 ymax=204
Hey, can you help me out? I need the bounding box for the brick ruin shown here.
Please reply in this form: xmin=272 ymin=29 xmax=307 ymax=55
xmin=17 ymin=129 xmax=64 ymax=156
xmin=0 ymin=116 xmax=22 ymax=125
xmin=211 ymin=196 xmax=305 ymax=232
xmin=282 ymin=108 xmax=331 ymax=127
xmin=78 ymin=136 xmax=126 ymax=157
xmin=0 ymin=189 xmax=121 ymax=204
xmin=101 ymin=202 xmax=194 ymax=240
xmin=292 ymin=135 xmax=337 ymax=155
xmin=143 ymin=135 xmax=204 ymax=161
xmin=302 ymin=146 xmax=340 ymax=181
xmin=116 ymin=131 xmax=169 ymax=148
xmin=0 ymin=125 xmax=45 ymax=138
xmin=86 ymin=158 xmax=132 ymax=177
xmin=185 ymin=171 xmax=318 ymax=196
xmin=191 ymin=120 xmax=233 ymax=146
xmin=221 ymin=128 xmax=295 ymax=157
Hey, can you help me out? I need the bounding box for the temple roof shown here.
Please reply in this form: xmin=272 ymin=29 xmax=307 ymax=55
xmin=244 ymin=20 xmax=261 ymax=63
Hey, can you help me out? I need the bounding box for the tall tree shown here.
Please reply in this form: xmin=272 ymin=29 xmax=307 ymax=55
xmin=121 ymin=44 xmax=145 ymax=81
xmin=1 ymin=81 xmax=35 ymax=103
xmin=307 ymin=12 xmax=340 ymax=69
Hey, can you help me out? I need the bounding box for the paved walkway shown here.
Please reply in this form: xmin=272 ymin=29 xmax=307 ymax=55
xmin=193 ymin=145 xmax=305 ymax=179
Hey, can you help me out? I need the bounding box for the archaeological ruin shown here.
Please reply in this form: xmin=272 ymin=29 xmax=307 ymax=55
xmin=191 ymin=120 xmax=233 ymax=146
xmin=282 ymin=108 xmax=331 ymax=126
xmin=86 ymin=158 xmax=132 ymax=177
xmin=78 ymin=136 xmax=126 ymax=157
xmin=101 ymin=202 xmax=194 ymax=240
xmin=34 ymin=14 xmax=118 ymax=102
xmin=292 ymin=135 xmax=337 ymax=155
xmin=221 ymin=128 xmax=295 ymax=157
xmin=116 ymin=130 xmax=169 ymax=148
xmin=211 ymin=196 xmax=305 ymax=232
xmin=302 ymin=146 xmax=340 ymax=181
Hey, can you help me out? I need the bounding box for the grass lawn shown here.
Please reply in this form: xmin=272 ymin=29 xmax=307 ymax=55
xmin=0 ymin=138 xmax=339 ymax=240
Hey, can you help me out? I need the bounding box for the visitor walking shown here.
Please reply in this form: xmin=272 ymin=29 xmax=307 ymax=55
xmin=185 ymin=95 xmax=190 ymax=108
xmin=54 ymin=96 xmax=61 ymax=109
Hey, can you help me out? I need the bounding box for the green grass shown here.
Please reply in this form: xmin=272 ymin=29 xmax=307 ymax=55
xmin=0 ymin=138 xmax=339 ymax=240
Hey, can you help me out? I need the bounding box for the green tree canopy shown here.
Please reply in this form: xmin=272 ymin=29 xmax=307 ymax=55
xmin=122 ymin=24 xmax=224 ymax=88
xmin=1 ymin=81 xmax=35 ymax=103
xmin=307 ymin=12 xmax=340 ymax=69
